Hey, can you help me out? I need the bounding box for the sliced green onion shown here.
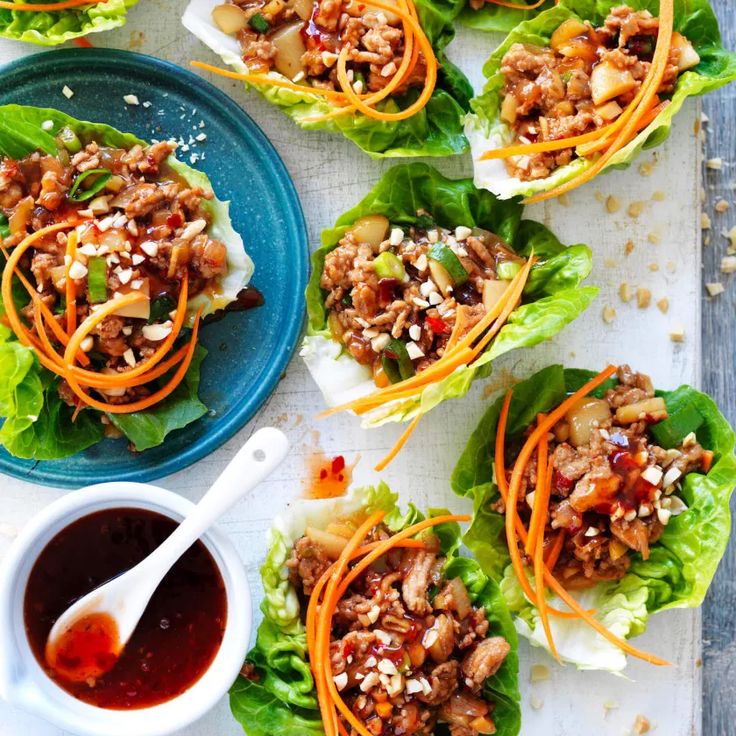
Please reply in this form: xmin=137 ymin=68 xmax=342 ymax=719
xmin=497 ymin=261 xmax=522 ymax=280
xmin=383 ymin=338 xmax=415 ymax=381
xmin=650 ymin=402 xmax=704 ymax=449
xmin=249 ymin=12 xmax=270 ymax=32
xmin=68 ymin=169 xmax=112 ymax=203
xmin=58 ymin=127 xmax=82 ymax=154
xmin=149 ymin=295 xmax=176 ymax=324
xmin=414 ymin=214 xmax=434 ymax=231
xmin=381 ymin=355 xmax=402 ymax=384
xmin=87 ymin=257 xmax=108 ymax=304
xmin=427 ymin=243 xmax=468 ymax=286
xmin=374 ymin=251 xmax=406 ymax=281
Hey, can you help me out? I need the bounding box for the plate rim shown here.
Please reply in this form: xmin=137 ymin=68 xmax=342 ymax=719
xmin=0 ymin=47 xmax=309 ymax=488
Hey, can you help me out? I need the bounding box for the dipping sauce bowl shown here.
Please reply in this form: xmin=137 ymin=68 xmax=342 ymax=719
xmin=0 ymin=482 xmax=251 ymax=736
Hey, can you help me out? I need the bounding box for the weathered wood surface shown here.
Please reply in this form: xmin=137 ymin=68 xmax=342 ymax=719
xmin=0 ymin=0 xmax=727 ymax=733
xmin=702 ymin=2 xmax=736 ymax=735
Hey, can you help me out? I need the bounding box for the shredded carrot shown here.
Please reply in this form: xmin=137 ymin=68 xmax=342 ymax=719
xmin=64 ymin=229 xmax=78 ymax=337
xmin=486 ymin=0 xmax=548 ymax=8
xmin=0 ymin=0 xmax=104 ymax=9
xmin=374 ymin=413 xmax=422 ymax=471
xmin=525 ymin=414 xmax=549 ymax=556
xmin=702 ymin=450 xmax=714 ymax=473
xmin=525 ymin=0 xmax=674 ymax=203
xmin=533 ymin=503 xmax=558 ymax=662
xmin=544 ymin=529 xmax=565 ymax=571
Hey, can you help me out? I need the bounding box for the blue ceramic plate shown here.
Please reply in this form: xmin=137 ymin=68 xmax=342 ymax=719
xmin=0 ymin=48 xmax=308 ymax=488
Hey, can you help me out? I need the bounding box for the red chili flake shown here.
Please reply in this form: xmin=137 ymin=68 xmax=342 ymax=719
xmin=425 ymin=315 xmax=449 ymax=334
xmin=553 ymin=470 xmax=573 ymax=493
xmin=331 ymin=455 xmax=345 ymax=475
xmin=167 ymin=212 xmax=183 ymax=229
xmin=319 ymin=469 xmax=328 ymax=480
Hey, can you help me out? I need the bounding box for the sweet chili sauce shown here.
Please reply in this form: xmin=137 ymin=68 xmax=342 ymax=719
xmin=304 ymin=453 xmax=353 ymax=499
xmin=24 ymin=508 xmax=227 ymax=710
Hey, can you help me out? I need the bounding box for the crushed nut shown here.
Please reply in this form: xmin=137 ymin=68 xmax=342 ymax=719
xmin=624 ymin=240 xmax=635 ymax=256
xmin=602 ymin=306 xmax=616 ymax=324
xmin=706 ymin=157 xmax=723 ymax=170
xmin=530 ymin=664 xmax=550 ymax=683
xmin=648 ymin=231 xmax=661 ymax=245
xmin=606 ymin=195 xmax=621 ymax=214
xmin=619 ymin=283 xmax=633 ymax=302
xmin=637 ymin=288 xmax=651 ymax=309
xmin=715 ymin=199 xmax=730 ymax=214
xmin=705 ymin=282 xmax=725 ymax=297
xmin=652 ymin=190 xmax=665 ymax=201
xmin=628 ymin=201 xmax=644 ymax=218
xmin=720 ymin=255 xmax=736 ymax=274
xmin=656 ymin=297 xmax=669 ymax=314
xmin=530 ymin=695 xmax=544 ymax=710
xmin=670 ymin=326 xmax=685 ymax=343
xmin=702 ymin=212 xmax=712 ymax=230
xmin=632 ymin=714 xmax=652 ymax=735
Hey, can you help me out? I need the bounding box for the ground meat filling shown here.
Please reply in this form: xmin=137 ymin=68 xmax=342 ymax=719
xmin=321 ymin=214 xmax=525 ymax=384
xmin=499 ymin=5 xmax=700 ymax=181
xmin=498 ymin=365 xmax=709 ymax=589
xmin=212 ymin=0 xmax=425 ymax=95
xmin=287 ymin=524 xmax=511 ymax=736
xmin=0 ymin=135 xmax=229 ymax=408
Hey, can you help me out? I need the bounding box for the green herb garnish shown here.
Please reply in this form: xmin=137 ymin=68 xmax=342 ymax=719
xmin=68 ymin=169 xmax=112 ymax=203
xmin=249 ymin=12 xmax=270 ymax=33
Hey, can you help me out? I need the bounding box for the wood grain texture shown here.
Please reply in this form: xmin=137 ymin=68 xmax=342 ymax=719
xmin=701 ymin=2 xmax=736 ymax=734
xmin=0 ymin=2 xmax=723 ymax=734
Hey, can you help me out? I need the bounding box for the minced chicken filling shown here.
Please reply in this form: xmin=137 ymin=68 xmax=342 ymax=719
xmin=286 ymin=523 xmax=511 ymax=736
xmin=499 ymin=365 xmax=708 ymax=588
xmin=499 ymin=5 xmax=700 ymax=180
xmin=212 ymin=0 xmax=425 ymax=95
xmin=0 ymin=134 xmax=228 ymax=408
xmin=320 ymin=214 xmax=525 ymax=385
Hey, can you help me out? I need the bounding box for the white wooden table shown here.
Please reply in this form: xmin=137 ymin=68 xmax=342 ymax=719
xmin=0 ymin=2 xmax=705 ymax=734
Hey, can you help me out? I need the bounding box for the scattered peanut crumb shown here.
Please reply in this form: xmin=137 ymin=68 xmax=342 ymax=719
xmin=702 ymin=212 xmax=712 ymax=229
xmin=720 ymin=255 xmax=736 ymax=274
xmin=619 ymin=283 xmax=633 ymax=302
xmin=123 ymin=94 xmax=140 ymax=106
xmin=530 ymin=695 xmax=544 ymax=711
xmin=652 ymin=190 xmax=665 ymax=202
xmin=704 ymin=233 xmax=711 ymax=247
xmin=606 ymin=195 xmax=621 ymax=214
xmin=594 ymin=191 xmax=605 ymax=203
xmin=637 ymin=288 xmax=651 ymax=309
xmin=657 ymin=297 xmax=669 ymax=314
xmin=706 ymin=282 xmax=725 ymax=297
xmin=648 ymin=231 xmax=661 ymax=245
xmin=557 ymin=193 xmax=570 ymax=206
xmin=602 ymin=306 xmax=616 ymax=324
xmin=715 ymin=199 xmax=730 ymax=214
xmin=530 ymin=664 xmax=550 ymax=683
xmin=726 ymin=226 xmax=736 ymax=249
xmin=706 ymin=157 xmax=723 ymax=170
xmin=670 ymin=326 xmax=685 ymax=343
xmin=62 ymin=85 xmax=74 ymax=99
xmin=648 ymin=263 xmax=659 ymax=272
xmin=638 ymin=160 xmax=655 ymax=176
xmin=604 ymin=258 xmax=617 ymax=268
xmin=603 ymin=700 xmax=619 ymax=718
xmin=628 ymin=201 xmax=644 ymax=218
xmin=624 ymin=240 xmax=635 ymax=256
xmin=632 ymin=715 xmax=652 ymax=735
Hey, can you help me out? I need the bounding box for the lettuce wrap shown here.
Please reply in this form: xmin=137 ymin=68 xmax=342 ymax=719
xmin=459 ymin=0 xmax=554 ymax=34
xmin=300 ymin=163 xmax=597 ymax=428
xmin=230 ymin=483 xmax=521 ymax=736
xmin=0 ymin=0 xmax=138 ymax=45
xmin=0 ymin=105 xmax=253 ymax=458
xmin=451 ymin=365 xmax=736 ymax=672
xmin=465 ymin=0 xmax=736 ymax=199
xmin=182 ymin=0 xmax=473 ymax=157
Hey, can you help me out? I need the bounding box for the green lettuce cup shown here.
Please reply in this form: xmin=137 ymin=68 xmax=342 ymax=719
xmin=301 ymin=163 xmax=596 ymax=430
xmin=452 ymin=364 xmax=736 ymax=672
xmin=459 ymin=0 xmax=554 ymax=34
xmin=182 ymin=0 xmax=473 ymax=158
xmin=0 ymin=0 xmax=138 ymax=45
xmin=230 ymin=484 xmax=522 ymax=736
xmin=465 ymin=0 xmax=736 ymax=199
xmin=0 ymin=105 xmax=252 ymax=459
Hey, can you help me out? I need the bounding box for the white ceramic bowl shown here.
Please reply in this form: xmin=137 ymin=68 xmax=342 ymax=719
xmin=0 ymin=482 xmax=252 ymax=736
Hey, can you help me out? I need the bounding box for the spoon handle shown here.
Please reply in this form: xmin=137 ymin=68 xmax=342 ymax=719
xmin=139 ymin=427 xmax=289 ymax=580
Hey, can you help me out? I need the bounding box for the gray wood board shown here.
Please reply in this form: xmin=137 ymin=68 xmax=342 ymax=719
xmin=702 ymin=2 xmax=736 ymax=734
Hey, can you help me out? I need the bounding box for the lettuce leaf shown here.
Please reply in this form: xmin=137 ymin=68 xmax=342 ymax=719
xmin=0 ymin=0 xmax=138 ymax=45
xmin=0 ymin=105 xmax=252 ymax=458
xmin=300 ymin=163 xmax=596 ymax=425
xmin=452 ymin=364 xmax=736 ymax=671
xmin=182 ymin=0 xmax=473 ymax=157
xmin=229 ymin=484 xmax=521 ymax=736
xmin=465 ymin=0 xmax=736 ymax=199
xmin=459 ymin=0 xmax=555 ymax=34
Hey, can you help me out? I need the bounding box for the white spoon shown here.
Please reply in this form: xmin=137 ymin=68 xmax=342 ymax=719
xmin=45 ymin=427 xmax=289 ymax=681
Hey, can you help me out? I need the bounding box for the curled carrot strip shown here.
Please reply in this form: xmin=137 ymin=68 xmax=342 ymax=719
xmin=64 ymin=229 xmax=78 ymax=337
